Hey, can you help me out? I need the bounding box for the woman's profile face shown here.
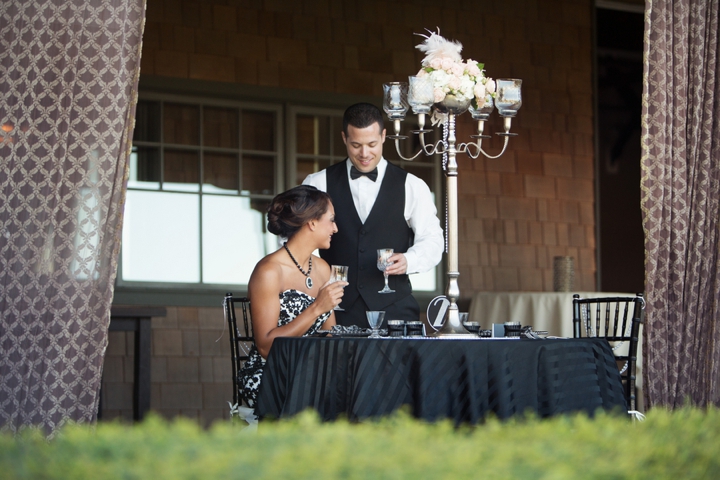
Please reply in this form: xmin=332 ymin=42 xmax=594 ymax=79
xmin=314 ymin=202 xmax=337 ymax=249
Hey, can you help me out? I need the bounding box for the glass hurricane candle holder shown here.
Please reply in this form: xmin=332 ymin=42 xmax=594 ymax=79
xmin=383 ymin=82 xmax=409 ymax=120
xmin=408 ymin=75 xmax=434 ymax=114
xmin=468 ymin=94 xmax=494 ymax=120
xmin=495 ymin=79 xmax=522 ymax=117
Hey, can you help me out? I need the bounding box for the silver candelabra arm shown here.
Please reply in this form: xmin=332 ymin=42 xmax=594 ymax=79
xmin=392 ymin=137 xmax=444 ymax=161
xmin=389 ymin=114 xmax=448 ymax=161
xmin=390 ymin=114 xmax=517 ymax=161
xmin=461 ymin=116 xmax=515 ymax=159
xmin=461 ymin=135 xmax=510 ymax=159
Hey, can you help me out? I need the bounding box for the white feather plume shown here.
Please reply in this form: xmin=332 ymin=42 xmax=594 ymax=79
xmin=415 ymin=28 xmax=463 ymax=66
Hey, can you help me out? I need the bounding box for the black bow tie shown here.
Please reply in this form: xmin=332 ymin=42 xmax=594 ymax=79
xmin=350 ymin=166 xmax=378 ymax=182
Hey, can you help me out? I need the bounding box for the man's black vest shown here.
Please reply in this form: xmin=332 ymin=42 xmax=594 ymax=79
xmin=321 ymin=161 xmax=414 ymax=310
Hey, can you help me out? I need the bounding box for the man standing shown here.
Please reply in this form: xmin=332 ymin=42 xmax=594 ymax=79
xmin=303 ymin=103 xmax=443 ymax=327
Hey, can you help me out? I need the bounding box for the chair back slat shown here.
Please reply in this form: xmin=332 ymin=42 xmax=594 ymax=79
xmin=223 ymin=293 xmax=252 ymax=407
xmin=572 ymin=293 xmax=645 ymax=412
xmin=623 ymin=302 xmax=632 ymax=337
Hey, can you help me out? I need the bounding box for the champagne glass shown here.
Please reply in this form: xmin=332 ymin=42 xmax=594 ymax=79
xmin=330 ymin=265 xmax=349 ymax=311
xmin=366 ymin=311 xmax=385 ymax=338
xmin=377 ymin=248 xmax=395 ymax=294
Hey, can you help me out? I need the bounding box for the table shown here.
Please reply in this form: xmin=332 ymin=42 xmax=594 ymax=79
xmin=254 ymin=337 xmax=628 ymax=424
xmin=106 ymin=306 xmax=166 ymax=421
xmin=467 ymin=292 xmax=643 ymax=396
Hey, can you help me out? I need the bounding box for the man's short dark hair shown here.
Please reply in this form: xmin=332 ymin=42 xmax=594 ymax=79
xmin=342 ymin=103 xmax=384 ymax=135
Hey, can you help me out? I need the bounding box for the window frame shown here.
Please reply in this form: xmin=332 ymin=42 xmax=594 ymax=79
xmin=116 ymin=93 xmax=284 ymax=292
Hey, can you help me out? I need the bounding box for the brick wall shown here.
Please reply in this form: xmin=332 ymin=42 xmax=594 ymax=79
xmin=102 ymin=307 xmax=231 ymax=426
xmin=105 ymin=0 xmax=596 ymax=424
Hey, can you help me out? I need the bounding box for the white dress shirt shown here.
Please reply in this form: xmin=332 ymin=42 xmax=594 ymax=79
xmin=303 ymin=158 xmax=444 ymax=275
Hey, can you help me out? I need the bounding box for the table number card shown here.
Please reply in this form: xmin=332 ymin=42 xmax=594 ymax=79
xmin=426 ymin=295 xmax=450 ymax=332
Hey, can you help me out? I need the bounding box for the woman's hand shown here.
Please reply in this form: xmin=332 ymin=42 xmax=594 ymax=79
xmin=314 ymin=280 xmax=348 ymax=312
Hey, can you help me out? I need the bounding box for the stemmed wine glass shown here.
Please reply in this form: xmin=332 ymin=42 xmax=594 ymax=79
xmin=366 ymin=311 xmax=385 ymax=338
xmin=330 ymin=265 xmax=349 ymax=311
xmin=377 ymin=248 xmax=395 ymax=294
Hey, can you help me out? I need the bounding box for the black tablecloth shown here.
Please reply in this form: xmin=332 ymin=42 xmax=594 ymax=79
xmin=255 ymin=337 xmax=628 ymax=423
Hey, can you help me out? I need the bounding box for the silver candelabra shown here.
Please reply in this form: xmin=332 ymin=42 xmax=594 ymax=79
xmin=383 ymin=77 xmax=522 ymax=337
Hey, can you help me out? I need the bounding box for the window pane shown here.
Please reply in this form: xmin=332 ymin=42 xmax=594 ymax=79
xmin=316 ymin=116 xmax=331 ymax=155
xmin=122 ymin=191 xmax=200 ymax=282
xmin=202 ymin=196 xmax=273 ymax=284
xmin=296 ymin=115 xmax=315 ymax=154
xmin=242 ymin=154 xmax=274 ymax=194
xmin=128 ymin=146 xmax=160 ymax=190
xmin=242 ymin=110 xmax=274 ymax=151
xmin=204 ymin=107 xmax=238 ymax=148
xmin=164 ymin=103 xmax=199 ymax=145
xmin=204 ymin=152 xmax=238 ymax=193
xmin=164 ymin=149 xmax=199 ymax=192
xmin=296 ymin=158 xmax=331 ymax=185
xmin=296 ymin=115 xmax=334 ymax=156
xmin=134 ymin=101 xmax=160 ymax=142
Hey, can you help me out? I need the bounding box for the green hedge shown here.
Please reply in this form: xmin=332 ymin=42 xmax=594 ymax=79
xmin=1 ymin=408 xmax=718 ymax=479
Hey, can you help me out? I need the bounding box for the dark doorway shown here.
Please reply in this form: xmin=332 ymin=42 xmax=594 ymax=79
xmin=595 ymin=6 xmax=645 ymax=293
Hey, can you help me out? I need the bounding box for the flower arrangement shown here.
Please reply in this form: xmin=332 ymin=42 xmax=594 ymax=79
xmin=414 ymin=29 xmax=495 ymax=109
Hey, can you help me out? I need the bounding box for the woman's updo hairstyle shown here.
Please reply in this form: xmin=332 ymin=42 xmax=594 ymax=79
xmin=267 ymin=185 xmax=332 ymax=239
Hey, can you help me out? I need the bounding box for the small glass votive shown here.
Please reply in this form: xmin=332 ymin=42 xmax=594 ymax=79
xmin=504 ymin=321 xmax=522 ymax=337
xmin=406 ymin=321 xmax=424 ymax=337
xmin=495 ymin=79 xmax=522 ymax=117
xmin=463 ymin=322 xmax=480 ymax=334
xmin=387 ymin=320 xmax=406 ymax=338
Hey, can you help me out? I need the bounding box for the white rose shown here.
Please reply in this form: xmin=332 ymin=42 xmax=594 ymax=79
xmin=467 ymin=63 xmax=481 ymax=77
xmin=460 ymin=76 xmax=475 ymax=96
xmin=430 ymin=69 xmax=449 ymax=88
xmin=448 ymin=75 xmax=462 ymax=91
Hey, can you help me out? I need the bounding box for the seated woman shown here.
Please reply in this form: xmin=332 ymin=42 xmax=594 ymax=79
xmin=238 ymin=185 xmax=346 ymax=408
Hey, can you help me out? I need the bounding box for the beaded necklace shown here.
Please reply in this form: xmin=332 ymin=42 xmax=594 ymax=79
xmin=283 ymin=242 xmax=313 ymax=289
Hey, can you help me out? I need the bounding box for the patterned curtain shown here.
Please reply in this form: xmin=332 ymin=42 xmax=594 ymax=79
xmin=641 ymin=0 xmax=720 ymax=408
xmin=0 ymin=0 xmax=145 ymax=434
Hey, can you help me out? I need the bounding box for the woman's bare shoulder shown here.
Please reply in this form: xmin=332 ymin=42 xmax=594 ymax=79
xmin=312 ymin=254 xmax=331 ymax=274
xmin=249 ymin=251 xmax=285 ymax=288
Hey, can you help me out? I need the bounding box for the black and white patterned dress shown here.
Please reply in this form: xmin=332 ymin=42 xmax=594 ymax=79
xmin=238 ymin=289 xmax=331 ymax=408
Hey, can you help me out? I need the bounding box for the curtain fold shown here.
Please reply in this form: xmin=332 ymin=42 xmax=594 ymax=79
xmin=0 ymin=0 xmax=145 ymax=434
xmin=641 ymin=0 xmax=720 ymax=408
